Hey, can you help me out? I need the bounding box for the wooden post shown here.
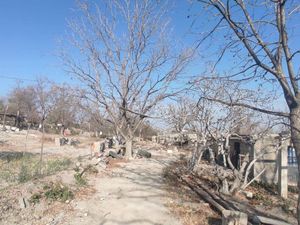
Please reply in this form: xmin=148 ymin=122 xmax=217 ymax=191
xmin=222 ymin=210 xmax=247 ymax=225
xmin=279 ymin=146 xmax=288 ymax=199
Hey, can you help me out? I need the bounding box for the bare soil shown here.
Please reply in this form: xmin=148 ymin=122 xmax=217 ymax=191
xmin=0 ymin=131 xmax=187 ymax=225
xmin=1 ymin=130 xmax=296 ymax=225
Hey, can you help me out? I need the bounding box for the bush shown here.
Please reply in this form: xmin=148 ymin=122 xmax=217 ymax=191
xmin=17 ymin=164 xmax=32 ymax=183
xmin=44 ymin=183 xmax=74 ymax=202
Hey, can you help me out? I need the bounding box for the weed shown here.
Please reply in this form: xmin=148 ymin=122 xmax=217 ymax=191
xmin=17 ymin=164 xmax=31 ymax=183
xmin=29 ymin=182 xmax=74 ymax=204
xmin=251 ymin=181 xmax=277 ymax=194
xmin=74 ymin=173 xmax=87 ymax=186
xmin=29 ymin=193 xmax=42 ymax=204
xmin=44 ymin=183 xmax=74 ymax=202
xmin=45 ymin=158 xmax=72 ymax=175
xmin=0 ymin=155 xmax=72 ymax=186
xmin=253 ymin=192 xmax=273 ymax=206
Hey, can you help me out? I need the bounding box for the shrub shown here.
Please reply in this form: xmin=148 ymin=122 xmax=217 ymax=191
xmin=44 ymin=183 xmax=74 ymax=202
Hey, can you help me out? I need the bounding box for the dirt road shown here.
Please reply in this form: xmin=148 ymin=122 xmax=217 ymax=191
xmin=62 ymin=151 xmax=182 ymax=225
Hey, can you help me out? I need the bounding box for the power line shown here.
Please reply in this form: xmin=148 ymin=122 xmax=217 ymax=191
xmin=0 ymin=75 xmax=35 ymax=82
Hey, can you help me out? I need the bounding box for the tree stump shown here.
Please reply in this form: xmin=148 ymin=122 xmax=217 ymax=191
xmin=222 ymin=210 xmax=247 ymax=225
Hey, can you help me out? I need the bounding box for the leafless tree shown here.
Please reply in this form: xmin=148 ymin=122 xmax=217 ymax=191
xmin=186 ymin=78 xmax=277 ymax=195
xmin=190 ymin=0 xmax=300 ymax=221
xmin=163 ymin=97 xmax=198 ymax=133
xmin=48 ymin=84 xmax=82 ymax=132
xmin=8 ymin=85 xmax=39 ymax=125
xmin=61 ymin=0 xmax=193 ymax=158
xmin=33 ymin=78 xmax=53 ymax=174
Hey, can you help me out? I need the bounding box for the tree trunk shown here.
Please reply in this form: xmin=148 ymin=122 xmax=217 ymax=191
xmin=25 ymin=123 xmax=31 ymax=152
xmin=2 ymin=105 xmax=8 ymax=130
xmin=125 ymin=138 xmax=133 ymax=159
xmin=39 ymin=120 xmax=45 ymax=175
xmin=290 ymin=105 xmax=300 ymax=224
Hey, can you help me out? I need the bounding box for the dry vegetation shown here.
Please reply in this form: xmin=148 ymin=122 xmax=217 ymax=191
xmin=162 ymin=153 xmax=297 ymax=225
xmin=163 ymin=155 xmax=221 ymax=225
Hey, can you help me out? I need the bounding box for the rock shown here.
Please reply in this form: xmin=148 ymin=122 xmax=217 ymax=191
xmin=222 ymin=210 xmax=248 ymax=225
xmin=100 ymin=142 xmax=105 ymax=152
xmin=167 ymin=150 xmax=173 ymax=154
xmin=288 ymin=206 xmax=296 ymax=213
xmin=242 ymin=191 xmax=253 ymax=199
xmin=109 ymin=150 xmax=122 ymax=159
xmin=70 ymin=139 xmax=80 ymax=146
xmin=59 ymin=137 xmax=68 ymax=146
xmin=136 ymin=149 xmax=151 ymax=158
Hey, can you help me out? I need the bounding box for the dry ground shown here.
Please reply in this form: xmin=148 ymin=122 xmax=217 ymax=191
xmin=1 ymin=130 xmax=296 ymax=225
xmin=0 ymin=130 xmax=217 ymax=225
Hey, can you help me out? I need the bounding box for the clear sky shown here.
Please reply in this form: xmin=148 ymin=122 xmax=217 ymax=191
xmin=0 ymin=0 xmax=78 ymax=96
xmin=0 ymin=0 xmax=298 ymax=106
xmin=0 ymin=0 xmax=198 ymax=97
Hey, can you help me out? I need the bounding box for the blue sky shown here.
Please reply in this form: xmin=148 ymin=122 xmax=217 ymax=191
xmin=0 ymin=0 xmax=197 ymax=97
xmin=0 ymin=0 xmax=298 ymax=113
xmin=0 ymin=0 xmax=79 ymax=96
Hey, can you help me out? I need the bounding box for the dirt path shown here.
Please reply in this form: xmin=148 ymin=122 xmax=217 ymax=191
xmin=63 ymin=151 xmax=182 ymax=225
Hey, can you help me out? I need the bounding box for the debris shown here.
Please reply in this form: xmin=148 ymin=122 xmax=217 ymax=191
xmin=59 ymin=137 xmax=68 ymax=146
xmin=136 ymin=149 xmax=151 ymax=158
xmin=55 ymin=137 xmax=60 ymax=146
xmin=253 ymin=216 xmax=292 ymax=225
xmin=109 ymin=151 xmax=122 ymax=159
xmin=167 ymin=150 xmax=173 ymax=154
xmin=18 ymin=197 xmax=28 ymax=209
xmin=222 ymin=210 xmax=247 ymax=225
xmin=106 ymin=138 xmax=113 ymax=148
xmin=242 ymin=191 xmax=253 ymax=199
xmin=70 ymin=138 xmax=80 ymax=146
xmin=100 ymin=142 xmax=105 ymax=152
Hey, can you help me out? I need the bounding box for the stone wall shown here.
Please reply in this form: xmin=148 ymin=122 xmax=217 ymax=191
xmin=253 ymin=134 xmax=291 ymax=185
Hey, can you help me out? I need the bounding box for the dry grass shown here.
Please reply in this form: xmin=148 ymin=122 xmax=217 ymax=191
xmin=0 ymin=153 xmax=72 ymax=188
xmin=162 ymin=155 xmax=221 ymax=225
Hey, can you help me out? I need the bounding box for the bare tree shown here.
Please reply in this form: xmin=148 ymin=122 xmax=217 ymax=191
xmin=33 ymin=78 xmax=53 ymax=174
xmin=163 ymin=97 xmax=198 ymax=133
xmin=61 ymin=0 xmax=192 ymax=158
xmin=186 ymin=79 xmax=277 ymax=195
xmin=48 ymin=84 xmax=81 ymax=131
xmin=191 ymin=0 xmax=300 ymax=221
xmin=8 ymin=85 xmax=39 ymax=126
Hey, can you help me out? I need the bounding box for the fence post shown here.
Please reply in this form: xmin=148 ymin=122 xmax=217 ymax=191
xmin=279 ymin=146 xmax=288 ymax=199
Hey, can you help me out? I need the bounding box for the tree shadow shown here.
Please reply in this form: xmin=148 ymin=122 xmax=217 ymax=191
xmin=0 ymin=151 xmax=35 ymax=162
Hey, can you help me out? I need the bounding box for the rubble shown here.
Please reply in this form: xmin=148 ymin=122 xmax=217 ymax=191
xmin=136 ymin=149 xmax=151 ymax=158
xmin=55 ymin=137 xmax=80 ymax=147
